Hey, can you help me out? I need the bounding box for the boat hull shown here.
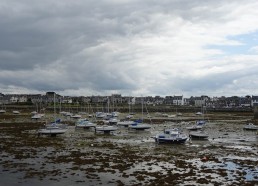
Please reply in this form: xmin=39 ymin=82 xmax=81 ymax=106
xmin=38 ymin=128 xmax=68 ymax=136
xmin=189 ymin=134 xmax=208 ymax=140
xmin=155 ymin=137 xmax=187 ymax=144
xmin=243 ymin=127 xmax=258 ymax=131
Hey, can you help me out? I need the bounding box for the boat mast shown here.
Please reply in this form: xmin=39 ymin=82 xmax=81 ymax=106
xmin=54 ymin=93 xmax=56 ymax=123
xmin=142 ymin=96 xmax=143 ymax=121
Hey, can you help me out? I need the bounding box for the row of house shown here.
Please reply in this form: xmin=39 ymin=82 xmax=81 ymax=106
xmin=1 ymin=92 xmax=258 ymax=108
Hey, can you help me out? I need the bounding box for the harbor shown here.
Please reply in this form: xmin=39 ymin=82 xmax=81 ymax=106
xmin=0 ymin=110 xmax=257 ymax=185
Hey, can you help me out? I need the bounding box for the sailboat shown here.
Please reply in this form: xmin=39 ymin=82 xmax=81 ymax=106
xmin=75 ymin=118 xmax=96 ymax=129
xmin=31 ymin=102 xmax=44 ymax=120
xmin=128 ymin=97 xmax=151 ymax=130
xmin=0 ymin=103 xmax=6 ymax=114
xmin=94 ymin=125 xmax=118 ymax=134
xmin=187 ymin=106 xmax=207 ymax=130
xmin=38 ymin=93 xmax=68 ymax=136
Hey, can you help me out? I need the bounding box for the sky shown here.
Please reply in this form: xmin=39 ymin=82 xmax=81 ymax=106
xmin=1 ymin=0 xmax=258 ymax=98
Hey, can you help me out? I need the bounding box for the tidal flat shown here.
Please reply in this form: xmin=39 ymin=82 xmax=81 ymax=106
xmin=0 ymin=112 xmax=257 ymax=186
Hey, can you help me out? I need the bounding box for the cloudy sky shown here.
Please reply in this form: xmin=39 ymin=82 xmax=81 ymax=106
xmin=1 ymin=0 xmax=258 ymax=97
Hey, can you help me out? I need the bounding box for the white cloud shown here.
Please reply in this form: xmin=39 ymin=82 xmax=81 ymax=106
xmin=249 ymin=46 xmax=258 ymax=53
xmin=1 ymin=0 xmax=258 ymax=97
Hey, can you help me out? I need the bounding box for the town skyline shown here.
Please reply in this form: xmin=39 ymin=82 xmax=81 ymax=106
xmin=1 ymin=92 xmax=258 ymax=108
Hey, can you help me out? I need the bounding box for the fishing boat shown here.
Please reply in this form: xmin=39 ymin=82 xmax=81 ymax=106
xmin=189 ymin=130 xmax=209 ymax=140
xmin=154 ymin=128 xmax=188 ymax=144
xmin=75 ymin=118 xmax=96 ymax=129
xmin=95 ymin=125 xmax=118 ymax=134
xmin=243 ymin=123 xmax=258 ymax=130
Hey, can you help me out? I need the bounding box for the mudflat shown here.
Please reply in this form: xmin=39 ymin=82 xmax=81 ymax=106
xmin=0 ymin=111 xmax=257 ymax=186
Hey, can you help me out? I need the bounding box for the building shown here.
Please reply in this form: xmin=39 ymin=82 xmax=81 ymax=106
xmin=251 ymin=96 xmax=258 ymax=107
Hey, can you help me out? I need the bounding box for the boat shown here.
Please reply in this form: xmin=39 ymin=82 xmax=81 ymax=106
xmin=0 ymin=109 xmax=6 ymax=114
xmin=64 ymin=112 xmax=72 ymax=117
xmin=60 ymin=111 xmax=67 ymax=115
xmin=117 ymin=120 xmax=135 ymax=127
xmin=13 ymin=111 xmax=20 ymax=114
xmin=95 ymin=125 xmax=118 ymax=134
xmin=75 ymin=118 xmax=96 ymax=129
xmin=154 ymin=128 xmax=188 ymax=144
xmin=111 ymin=112 xmax=119 ymax=117
xmin=126 ymin=114 xmax=133 ymax=119
xmin=31 ymin=111 xmax=38 ymax=115
xmin=128 ymin=97 xmax=151 ymax=131
xmin=71 ymin=114 xmax=82 ymax=119
xmin=186 ymin=120 xmax=206 ymax=131
xmin=108 ymin=117 xmax=119 ymax=125
xmin=37 ymin=93 xmax=68 ymax=136
xmin=189 ymin=130 xmax=209 ymax=140
xmin=0 ymin=104 xmax=6 ymax=114
xmin=31 ymin=114 xmax=43 ymax=120
xmin=243 ymin=123 xmax=258 ymax=130
xmin=96 ymin=112 xmax=107 ymax=119
xmin=38 ymin=123 xmax=68 ymax=137
xmin=129 ymin=120 xmax=151 ymax=130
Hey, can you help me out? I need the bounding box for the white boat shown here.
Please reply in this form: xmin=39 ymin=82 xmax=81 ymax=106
xmin=13 ymin=111 xmax=20 ymax=114
xmin=75 ymin=118 xmax=96 ymax=129
xmin=186 ymin=125 xmax=203 ymax=131
xmin=31 ymin=114 xmax=43 ymax=120
xmin=129 ymin=97 xmax=152 ymax=131
xmin=108 ymin=117 xmax=119 ymax=125
xmin=189 ymin=131 xmax=209 ymax=140
xmin=38 ymin=93 xmax=68 ymax=136
xmin=60 ymin=111 xmax=67 ymax=115
xmin=154 ymin=128 xmax=188 ymax=144
xmin=71 ymin=114 xmax=82 ymax=119
xmin=0 ymin=109 xmax=6 ymax=114
xmin=117 ymin=120 xmax=135 ymax=127
xmin=243 ymin=123 xmax=258 ymax=130
xmin=0 ymin=104 xmax=6 ymax=114
xmin=111 ymin=112 xmax=119 ymax=117
xmin=95 ymin=125 xmax=118 ymax=134
xmin=31 ymin=111 xmax=38 ymax=115
xmin=64 ymin=112 xmax=72 ymax=117
xmin=177 ymin=112 xmax=183 ymax=116
xmin=38 ymin=124 xmax=68 ymax=136
xmin=186 ymin=120 xmax=206 ymax=131
xmin=96 ymin=112 xmax=107 ymax=118
xmin=129 ymin=121 xmax=151 ymax=130
xmin=126 ymin=114 xmax=133 ymax=119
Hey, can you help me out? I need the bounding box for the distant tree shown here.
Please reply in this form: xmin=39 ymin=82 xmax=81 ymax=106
xmin=245 ymin=95 xmax=251 ymax=99
xmin=27 ymin=98 xmax=33 ymax=105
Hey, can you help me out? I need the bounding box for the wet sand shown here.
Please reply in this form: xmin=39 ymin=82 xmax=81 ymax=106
xmin=0 ymin=112 xmax=257 ymax=186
